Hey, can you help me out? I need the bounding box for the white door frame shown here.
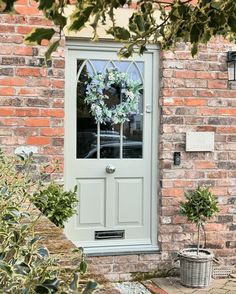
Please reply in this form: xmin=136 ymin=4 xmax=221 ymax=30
xmin=64 ymin=39 xmax=160 ymax=254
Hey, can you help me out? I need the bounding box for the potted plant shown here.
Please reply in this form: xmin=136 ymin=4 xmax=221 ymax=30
xmin=178 ymin=186 xmax=219 ymax=288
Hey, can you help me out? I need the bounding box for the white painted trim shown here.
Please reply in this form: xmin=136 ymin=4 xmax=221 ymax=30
xmin=82 ymin=244 xmax=159 ymax=256
xmin=64 ymin=40 xmax=160 ymax=254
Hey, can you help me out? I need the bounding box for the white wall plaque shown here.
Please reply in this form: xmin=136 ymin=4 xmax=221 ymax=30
xmin=186 ymin=132 xmax=214 ymax=152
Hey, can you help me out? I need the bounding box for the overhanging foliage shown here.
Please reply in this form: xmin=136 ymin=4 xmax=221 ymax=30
xmin=1 ymin=1 xmax=236 ymax=59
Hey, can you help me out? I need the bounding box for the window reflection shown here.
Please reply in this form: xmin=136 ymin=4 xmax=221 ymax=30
xmin=76 ymin=59 xmax=144 ymax=159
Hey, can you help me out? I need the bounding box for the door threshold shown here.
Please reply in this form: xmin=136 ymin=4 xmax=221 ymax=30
xmin=76 ymin=244 xmax=160 ymax=256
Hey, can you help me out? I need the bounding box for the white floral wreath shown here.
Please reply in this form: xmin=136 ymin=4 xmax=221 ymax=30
xmin=84 ymin=68 xmax=142 ymax=125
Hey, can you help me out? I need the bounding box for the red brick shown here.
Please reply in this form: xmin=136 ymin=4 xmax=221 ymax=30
xmin=15 ymin=47 xmax=34 ymax=56
xmin=0 ymin=109 xmax=14 ymax=116
xmin=40 ymin=109 xmax=64 ymax=118
xmin=173 ymin=180 xmax=194 ymax=188
xmin=18 ymin=88 xmax=40 ymax=96
xmin=197 ymin=126 xmax=216 ymax=132
xmin=27 ymin=136 xmax=50 ymax=145
xmin=51 ymin=80 xmax=64 ymax=89
xmin=15 ymin=5 xmax=41 ymax=15
xmin=175 ymin=70 xmax=195 ymax=79
xmin=25 ymin=118 xmax=50 ymax=127
xmin=0 ymin=77 xmax=26 ymax=86
xmin=0 ymin=87 xmax=15 ymax=96
xmin=15 ymin=109 xmax=40 ymax=117
xmin=0 ymin=25 xmax=15 ymax=33
xmin=162 ymin=188 xmax=183 ymax=197
xmin=218 ymin=109 xmax=236 ymax=116
xmin=209 ymin=187 xmax=228 ymax=196
xmin=195 ymin=161 xmax=216 ymax=169
xmin=16 ymin=68 xmax=41 ymax=77
xmin=163 ymin=98 xmax=184 ymax=106
xmin=185 ymin=99 xmax=207 ymax=106
xmin=40 ymin=127 xmax=64 ymax=136
xmin=142 ymin=281 xmax=168 ymax=294
xmin=208 ymin=80 xmax=228 ymax=89
xmin=17 ymin=26 xmax=34 ymax=34
xmin=196 ymin=72 xmax=217 ymax=79
xmin=1 ymin=118 xmax=25 ymax=126
xmin=175 ymin=89 xmax=194 ymax=96
xmin=197 ymin=108 xmax=216 ymax=115
xmin=207 ymin=171 xmax=228 ymax=179
xmin=217 ymin=127 xmax=236 ymax=133
xmin=0 ymin=45 xmax=13 ymax=54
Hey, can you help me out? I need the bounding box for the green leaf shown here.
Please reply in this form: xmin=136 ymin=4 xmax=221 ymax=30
xmin=0 ymin=0 xmax=16 ymax=12
xmin=228 ymin=15 xmax=236 ymax=32
xmin=69 ymin=272 xmax=79 ymax=290
xmin=80 ymin=260 xmax=87 ymax=274
xmin=45 ymin=40 xmax=60 ymax=62
xmin=134 ymin=14 xmax=145 ymax=33
xmin=37 ymin=247 xmax=49 ymax=258
xmin=0 ymin=261 xmax=13 ymax=276
xmin=82 ymin=281 xmax=98 ymax=294
xmin=25 ymin=28 xmax=55 ymax=45
xmin=42 ymin=278 xmax=60 ymax=291
xmin=34 ymin=286 xmax=50 ymax=294
xmin=190 ymin=24 xmax=200 ymax=43
xmin=70 ymin=6 xmax=94 ymax=31
xmin=191 ymin=43 xmax=198 ymax=57
xmin=38 ymin=0 xmax=53 ymax=10
xmin=14 ymin=262 xmax=31 ymax=275
xmin=107 ymin=26 xmax=130 ymax=41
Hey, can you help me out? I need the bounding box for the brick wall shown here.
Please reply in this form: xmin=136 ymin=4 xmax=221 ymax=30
xmin=0 ymin=0 xmax=64 ymax=181
xmin=160 ymin=38 xmax=236 ymax=266
xmin=0 ymin=1 xmax=235 ymax=282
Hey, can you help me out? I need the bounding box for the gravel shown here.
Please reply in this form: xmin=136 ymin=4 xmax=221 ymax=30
xmin=113 ymin=282 xmax=152 ymax=294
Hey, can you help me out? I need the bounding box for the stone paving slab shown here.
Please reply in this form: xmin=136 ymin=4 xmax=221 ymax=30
xmin=151 ymin=277 xmax=236 ymax=294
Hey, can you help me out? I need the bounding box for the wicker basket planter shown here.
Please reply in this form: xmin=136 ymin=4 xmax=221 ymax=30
xmin=178 ymin=248 xmax=214 ymax=288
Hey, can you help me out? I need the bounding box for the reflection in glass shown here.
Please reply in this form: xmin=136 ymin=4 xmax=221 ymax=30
xmin=77 ymin=60 xmax=97 ymax=158
xmin=123 ymin=110 xmax=143 ymax=159
xmin=76 ymin=58 xmax=144 ymax=159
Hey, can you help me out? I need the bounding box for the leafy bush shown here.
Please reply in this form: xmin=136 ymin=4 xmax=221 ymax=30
xmin=31 ymin=183 xmax=78 ymax=228
xmin=179 ymin=186 xmax=219 ymax=254
xmin=0 ymin=150 xmax=97 ymax=293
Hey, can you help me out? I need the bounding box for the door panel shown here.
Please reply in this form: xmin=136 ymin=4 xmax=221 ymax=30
xmin=116 ymin=178 xmax=143 ymax=225
xmin=65 ymin=43 xmax=158 ymax=252
xmin=77 ymin=178 xmax=105 ymax=227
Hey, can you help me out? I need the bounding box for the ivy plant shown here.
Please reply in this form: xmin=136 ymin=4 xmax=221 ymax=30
xmin=179 ymin=186 xmax=219 ymax=255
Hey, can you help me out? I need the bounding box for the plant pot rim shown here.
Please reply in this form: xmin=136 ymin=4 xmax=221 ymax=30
xmin=178 ymin=248 xmax=214 ymax=261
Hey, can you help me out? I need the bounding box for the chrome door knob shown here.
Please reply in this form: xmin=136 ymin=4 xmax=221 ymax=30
xmin=106 ymin=164 xmax=116 ymax=174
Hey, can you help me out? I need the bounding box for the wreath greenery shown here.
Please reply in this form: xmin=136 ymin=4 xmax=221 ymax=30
xmin=84 ymin=68 xmax=142 ymax=125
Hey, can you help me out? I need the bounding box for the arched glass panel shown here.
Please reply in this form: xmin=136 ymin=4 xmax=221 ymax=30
xmin=76 ymin=59 xmax=144 ymax=159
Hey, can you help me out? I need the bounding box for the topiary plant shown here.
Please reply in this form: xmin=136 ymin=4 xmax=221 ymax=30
xmin=179 ymin=186 xmax=219 ymax=255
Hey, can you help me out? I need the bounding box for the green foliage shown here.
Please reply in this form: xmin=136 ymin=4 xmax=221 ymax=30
xmin=179 ymin=186 xmax=219 ymax=254
xmin=2 ymin=0 xmax=236 ymax=59
xmin=25 ymin=28 xmax=56 ymax=45
xmin=31 ymin=183 xmax=78 ymax=228
xmin=0 ymin=150 xmax=98 ymax=293
xmin=179 ymin=186 xmax=219 ymax=225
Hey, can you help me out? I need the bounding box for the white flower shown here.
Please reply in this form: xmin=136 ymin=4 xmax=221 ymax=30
xmin=126 ymin=91 xmax=135 ymax=99
xmin=108 ymin=72 xmax=115 ymax=81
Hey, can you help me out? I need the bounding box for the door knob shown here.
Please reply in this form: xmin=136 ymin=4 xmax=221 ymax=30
xmin=106 ymin=164 xmax=116 ymax=174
